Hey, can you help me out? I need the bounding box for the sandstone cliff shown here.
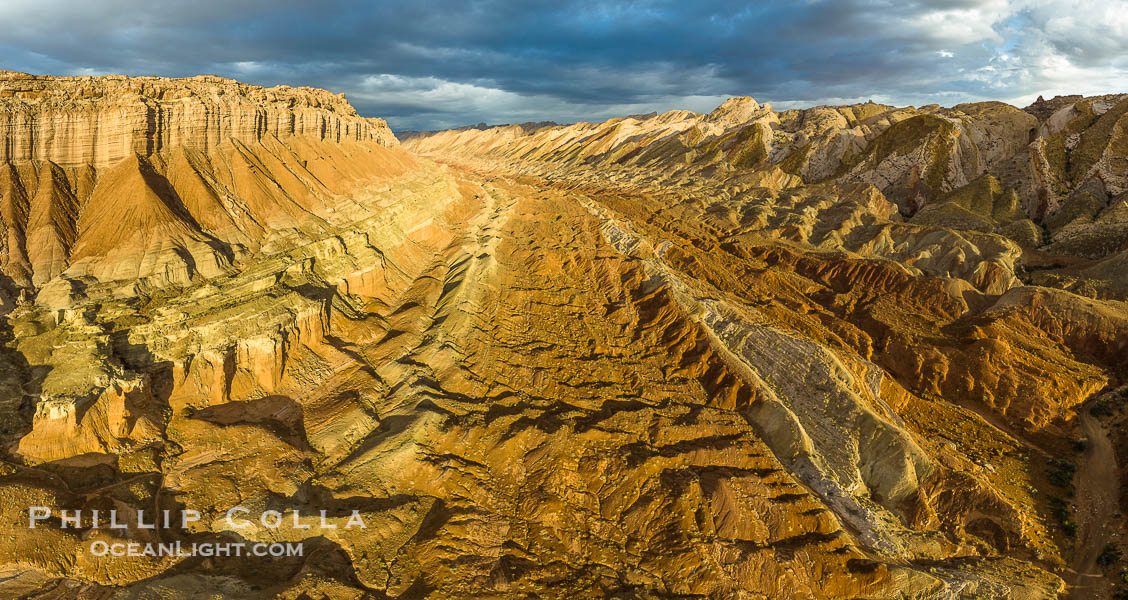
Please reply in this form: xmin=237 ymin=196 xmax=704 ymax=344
xmin=0 ymin=71 xmax=400 ymax=298
xmin=0 ymin=71 xmax=396 ymax=166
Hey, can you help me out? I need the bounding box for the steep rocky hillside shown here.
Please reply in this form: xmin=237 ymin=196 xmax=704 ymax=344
xmin=0 ymin=77 xmax=1126 ymax=599
xmin=0 ymin=71 xmax=399 ymax=300
xmin=407 ymin=95 xmax=1128 ymax=294
xmin=404 ymin=96 xmax=1128 ymax=598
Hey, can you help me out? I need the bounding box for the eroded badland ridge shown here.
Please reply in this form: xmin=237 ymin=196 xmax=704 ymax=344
xmin=0 ymin=72 xmax=1126 ymax=599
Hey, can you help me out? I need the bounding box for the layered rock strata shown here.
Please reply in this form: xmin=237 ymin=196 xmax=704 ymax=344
xmin=0 ymin=71 xmax=399 ymax=298
xmin=0 ymin=78 xmax=1124 ymax=599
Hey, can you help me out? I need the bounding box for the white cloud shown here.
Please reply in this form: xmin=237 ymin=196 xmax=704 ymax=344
xmin=994 ymin=1 xmax=1128 ymax=99
xmin=230 ymin=61 xmax=263 ymax=74
xmin=904 ymin=4 xmax=1009 ymax=45
xmin=2 ymin=0 xmax=1127 ymax=129
xmin=882 ymin=0 xmax=1128 ymax=104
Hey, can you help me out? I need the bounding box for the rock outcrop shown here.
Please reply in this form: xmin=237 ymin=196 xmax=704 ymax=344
xmin=405 ymin=94 xmax=1128 ymax=264
xmin=0 ymin=78 xmax=1125 ymax=599
xmin=0 ymin=71 xmax=396 ymax=167
xmin=0 ymin=71 xmax=400 ymax=300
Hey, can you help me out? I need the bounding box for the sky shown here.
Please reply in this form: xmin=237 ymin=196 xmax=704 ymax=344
xmin=2 ymin=0 xmax=1127 ymax=131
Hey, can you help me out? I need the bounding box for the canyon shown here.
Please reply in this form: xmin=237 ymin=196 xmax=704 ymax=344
xmin=0 ymin=72 xmax=1126 ymax=599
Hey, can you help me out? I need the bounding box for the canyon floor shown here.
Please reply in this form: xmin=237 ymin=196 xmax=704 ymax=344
xmin=1 ymin=73 xmax=1127 ymax=599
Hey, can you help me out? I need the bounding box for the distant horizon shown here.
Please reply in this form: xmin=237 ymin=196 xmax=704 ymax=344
xmin=5 ymin=67 xmax=1122 ymax=135
xmin=2 ymin=0 xmax=1126 ymax=131
xmin=387 ymin=91 xmax=1127 ymax=135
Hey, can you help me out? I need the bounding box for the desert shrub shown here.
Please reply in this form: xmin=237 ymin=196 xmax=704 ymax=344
xmin=1099 ymin=544 xmax=1123 ymax=568
xmin=1047 ymin=459 xmax=1076 ymax=490
xmin=1048 ymin=496 xmax=1077 ymax=537
xmin=1092 ymin=399 xmax=1115 ymax=417
xmin=1049 ymin=458 xmax=1076 ymax=472
xmin=1047 ymin=469 xmax=1073 ymax=488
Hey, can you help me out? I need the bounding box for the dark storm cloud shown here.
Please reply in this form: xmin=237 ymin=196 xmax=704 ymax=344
xmin=1 ymin=0 xmax=1126 ymax=130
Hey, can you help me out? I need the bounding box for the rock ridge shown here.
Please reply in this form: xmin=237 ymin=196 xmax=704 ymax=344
xmin=0 ymin=71 xmax=398 ymax=168
xmin=0 ymin=73 xmax=405 ymax=302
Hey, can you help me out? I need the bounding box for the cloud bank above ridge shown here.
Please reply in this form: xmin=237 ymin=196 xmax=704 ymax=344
xmin=2 ymin=0 xmax=1126 ymax=130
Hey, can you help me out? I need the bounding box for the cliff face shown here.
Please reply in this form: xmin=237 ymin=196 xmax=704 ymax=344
xmin=0 ymin=72 xmax=401 ymax=298
xmin=1 ymin=78 xmax=1126 ymax=599
xmin=0 ymin=71 xmax=397 ymax=167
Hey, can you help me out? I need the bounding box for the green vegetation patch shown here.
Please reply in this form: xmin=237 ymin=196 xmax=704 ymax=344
xmin=1099 ymin=544 xmax=1123 ymax=568
xmin=1069 ymin=97 xmax=1128 ymax=184
xmin=835 ymin=115 xmax=957 ymax=191
xmin=1045 ymin=458 xmax=1076 ymax=493
xmin=632 ymin=135 xmax=690 ymax=166
xmin=910 ymin=174 xmax=1030 ymax=239
xmin=778 ymin=143 xmax=812 ymax=177
xmin=687 ymin=123 xmax=766 ymax=168
xmin=727 ymin=123 xmax=769 ymax=169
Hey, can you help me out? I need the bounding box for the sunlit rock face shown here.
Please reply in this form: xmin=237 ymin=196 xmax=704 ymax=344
xmin=0 ymin=71 xmax=400 ymax=294
xmin=0 ymin=76 xmax=1126 ymax=599
xmin=0 ymin=70 xmax=397 ymax=167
